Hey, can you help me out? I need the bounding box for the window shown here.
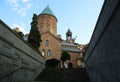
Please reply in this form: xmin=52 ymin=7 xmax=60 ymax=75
xmin=39 ymin=28 xmax=42 ymax=33
xmin=46 ymin=23 xmax=49 ymax=31
xmin=41 ymin=49 xmax=45 ymax=56
xmin=68 ymin=36 xmax=71 ymax=40
xmin=51 ymin=28 xmax=54 ymax=34
xmin=77 ymin=59 xmax=82 ymax=66
xmin=46 ymin=40 xmax=49 ymax=46
xmin=48 ymin=49 xmax=51 ymax=56
xmin=39 ymin=26 xmax=42 ymax=33
xmin=46 ymin=26 xmax=49 ymax=31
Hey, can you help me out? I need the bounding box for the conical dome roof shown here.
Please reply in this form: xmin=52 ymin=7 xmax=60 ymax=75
xmin=40 ymin=6 xmax=55 ymax=17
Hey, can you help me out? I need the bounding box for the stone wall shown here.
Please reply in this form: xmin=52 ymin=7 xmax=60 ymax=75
xmin=0 ymin=20 xmax=45 ymax=82
xmin=84 ymin=0 xmax=120 ymax=82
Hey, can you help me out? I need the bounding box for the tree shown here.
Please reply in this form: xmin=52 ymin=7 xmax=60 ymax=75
xmin=13 ymin=27 xmax=24 ymax=38
xmin=60 ymin=51 xmax=71 ymax=68
xmin=17 ymin=31 xmax=24 ymax=38
xmin=28 ymin=14 xmax=42 ymax=49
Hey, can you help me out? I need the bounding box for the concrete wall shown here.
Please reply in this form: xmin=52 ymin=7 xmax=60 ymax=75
xmin=0 ymin=20 xmax=45 ymax=82
xmin=85 ymin=0 xmax=120 ymax=82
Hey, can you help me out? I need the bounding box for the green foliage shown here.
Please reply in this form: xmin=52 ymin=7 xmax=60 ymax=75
xmin=17 ymin=31 xmax=24 ymax=38
xmin=60 ymin=51 xmax=71 ymax=62
xmin=13 ymin=29 xmax=24 ymax=39
xmin=28 ymin=14 xmax=42 ymax=49
xmin=60 ymin=51 xmax=71 ymax=68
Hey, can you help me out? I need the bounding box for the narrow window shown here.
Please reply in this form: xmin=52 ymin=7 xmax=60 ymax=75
xmin=46 ymin=40 xmax=49 ymax=46
xmin=46 ymin=23 xmax=49 ymax=31
xmin=46 ymin=26 xmax=49 ymax=31
xmin=39 ymin=26 xmax=42 ymax=33
xmin=77 ymin=59 xmax=81 ymax=66
xmin=41 ymin=49 xmax=45 ymax=56
xmin=48 ymin=49 xmax=51 ymax=56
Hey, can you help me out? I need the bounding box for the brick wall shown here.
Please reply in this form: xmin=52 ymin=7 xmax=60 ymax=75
xmin=39 ymin=32 xmax=61 ymax=60
xmin=37 ymin=14 xmax=57 ymax=36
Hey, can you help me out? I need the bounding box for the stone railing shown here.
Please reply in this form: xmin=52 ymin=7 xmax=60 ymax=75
xmin=0 ymin=19 xmax=45 ymax=82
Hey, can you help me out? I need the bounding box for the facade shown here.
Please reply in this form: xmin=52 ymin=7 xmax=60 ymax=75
xmin=38 ymin=6 xmax=85 ymax=68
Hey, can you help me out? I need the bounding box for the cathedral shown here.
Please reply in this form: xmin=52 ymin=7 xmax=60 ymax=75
xmin=37 ymin=6 xmax=85 ymax=68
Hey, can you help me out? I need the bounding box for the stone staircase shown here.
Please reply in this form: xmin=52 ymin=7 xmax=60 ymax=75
xmin=35 ymin=68 xmax=90 ymax=82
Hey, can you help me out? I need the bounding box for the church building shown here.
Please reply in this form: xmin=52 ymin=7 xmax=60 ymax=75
xmin=37 ymin=6 xmax=85 ymax=68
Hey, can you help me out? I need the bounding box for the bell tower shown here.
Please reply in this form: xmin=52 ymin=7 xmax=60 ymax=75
xmin=66 ymin=29 xmax=73 ymax=43
xmin=37 ymin=6 xmax=57 ymax=36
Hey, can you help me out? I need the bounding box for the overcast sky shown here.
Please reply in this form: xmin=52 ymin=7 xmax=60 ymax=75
xmin=0 ymin=0 xmax=104 ymax=44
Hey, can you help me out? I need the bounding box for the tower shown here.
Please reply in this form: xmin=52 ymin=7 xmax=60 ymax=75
xmin=37 ymin=6 xmax=57 ymax=36
xmin=37 ymin=6 xmax=61 ymax=60
xmin=66 ymin=29 xmax=73 ymax=43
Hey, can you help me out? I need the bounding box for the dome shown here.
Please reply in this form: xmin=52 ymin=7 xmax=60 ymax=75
xmin=40 ymin=6 xmax=55 ymax=17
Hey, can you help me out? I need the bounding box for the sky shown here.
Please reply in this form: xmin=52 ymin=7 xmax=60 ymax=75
xmin=0 ymin=0 xmax=104 ymax=44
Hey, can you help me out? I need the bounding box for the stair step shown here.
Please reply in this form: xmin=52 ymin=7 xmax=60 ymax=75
xmin=17 ymin=81 xmax=54 ymax=82
xmin=35 ymin=68 xmax=90 ymax=82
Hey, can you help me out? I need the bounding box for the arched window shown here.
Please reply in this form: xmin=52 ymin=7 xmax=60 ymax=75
xmin=41 ymin=49 xmax=45 ymax=56
xmin=39 ymin=26 xmax=42 ymax=33
xmin=68 ymin=62 xmax=73 ymax=68
xmin=46 ymin=26 xmax=49 ymax=31
xmin=39 ymin=23 xmax=43 ymax=33
xmin=51 ymin=26 xmax=54 ymax=34
xmin=46 ymin=23 xmax=49 ymax=31
xmin=77 ymin=59 xmax=82 ymax=66
xmin=48 ymin=49 xmax=51 ymax=56
xmin=46 ymin=40 xmax=49 ymax=46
